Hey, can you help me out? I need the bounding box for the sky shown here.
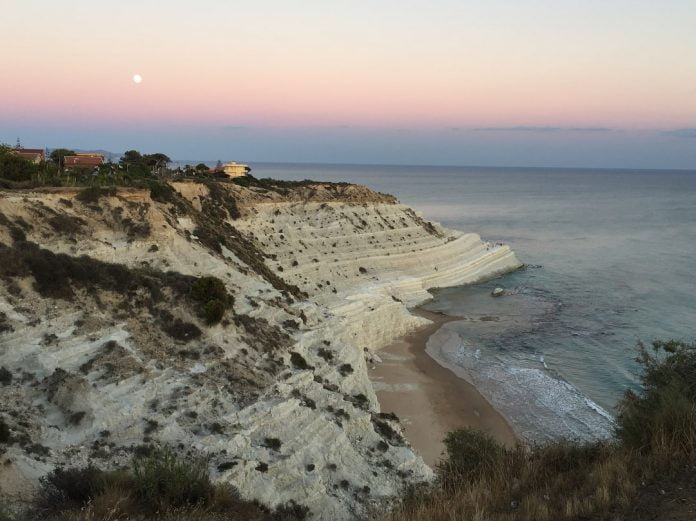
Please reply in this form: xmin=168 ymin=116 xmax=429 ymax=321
xmin=1 ymin=0 xmax=695 ymax=169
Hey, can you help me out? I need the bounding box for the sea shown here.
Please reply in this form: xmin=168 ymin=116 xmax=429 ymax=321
xmin=252 ymin=163 xmax=696 ymax=441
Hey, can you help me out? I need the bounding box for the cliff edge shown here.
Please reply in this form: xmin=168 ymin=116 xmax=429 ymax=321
xmin=0 ymin=178 xmax=521 ymax=519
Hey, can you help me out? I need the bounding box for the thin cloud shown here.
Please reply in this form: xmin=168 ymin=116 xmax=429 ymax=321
xmin=472 ymin=126 xmax=614 ymax=133
xmin=219 ymin=125 xmax=249 ymax=132
xmin=663 ymin=128 xmax=696 ymax=138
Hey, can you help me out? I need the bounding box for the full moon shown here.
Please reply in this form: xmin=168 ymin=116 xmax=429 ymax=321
xmin=132 ymin=74 xmax=143 ymax=84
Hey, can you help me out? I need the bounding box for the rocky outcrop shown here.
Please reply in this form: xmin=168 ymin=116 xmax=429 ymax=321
xmin=0 ymin=179 xmax=521 ymax=519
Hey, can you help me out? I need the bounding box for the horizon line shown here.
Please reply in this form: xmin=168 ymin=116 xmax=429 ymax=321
xmin=184 ymin=159 xmax=696 ymax=173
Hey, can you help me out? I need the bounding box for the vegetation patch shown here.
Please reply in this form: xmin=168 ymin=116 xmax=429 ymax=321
xmin=383 ymin=340 xmax=696 ymax=521
xmin=29 ymin=449 xmax=311 ymax=520
xmin=290 ymin=352 xmax=312 ymax=370
xmin=0 ymin=240 xmax=194 ymax=302
xmin=163 ymin=319 xmax=202 ymax=342
xmin=338 ymin=363 xmax=354 ymax=376
xmin=190 ymin=276 xmax=232 ymax=325
xmin=0 ymin=367 xmax=12 ymax=386
xmin=47 ymin=214 xmax=86 ymax=236
xmin=75 ymin=186 xmax=117 ymax=204
xmin=0 ymin=417 xmax=10 ymax=443
xmin=233 ymin=315 xmax=293 ymax=353
xmin=262 ymin=438 xmax=282 ymax=451
xmin=0 ymin=241 xmax=237 ymax=340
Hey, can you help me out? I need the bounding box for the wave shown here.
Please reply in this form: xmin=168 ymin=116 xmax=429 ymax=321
xmin=427 ymin=325 xmax=615 ymax=443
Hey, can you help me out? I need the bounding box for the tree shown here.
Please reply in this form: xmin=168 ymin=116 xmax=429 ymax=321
xmin=120 ymin=150 xmax=143 ymax=165
xmin=195 ymin=163 xmax=210 ymax=173
xmin=0 ymin=146 xmax=37 ymax=181
xmin=119 ymin=150 xmax=150 ymax=177
xmin=143 ymin=153 xmax=171 ymax=167
xmin=49 ymin=148 xmax=76 ymax=169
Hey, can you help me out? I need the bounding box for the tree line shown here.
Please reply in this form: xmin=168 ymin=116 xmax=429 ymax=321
xmin=0 ymin=145 xmax=224 ymax=186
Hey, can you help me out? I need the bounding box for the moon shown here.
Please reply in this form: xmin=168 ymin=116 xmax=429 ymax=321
xmin=132 ymin=74 xmax=143 ymax=84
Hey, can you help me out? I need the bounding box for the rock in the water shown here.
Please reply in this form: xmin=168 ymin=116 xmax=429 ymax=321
xmin=491 ymin=287 xmax=505 ymax=297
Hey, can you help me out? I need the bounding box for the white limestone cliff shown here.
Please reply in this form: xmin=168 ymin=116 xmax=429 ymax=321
xmin=0 ymin=180 xmax=521 ymax=519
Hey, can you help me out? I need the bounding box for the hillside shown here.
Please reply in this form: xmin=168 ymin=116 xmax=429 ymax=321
xmin=0 ymin=179 xmax=521 ymax=520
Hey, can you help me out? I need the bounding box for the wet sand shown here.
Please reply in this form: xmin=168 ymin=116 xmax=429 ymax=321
xmin=368 ymin=309 xmax=517 ymax=466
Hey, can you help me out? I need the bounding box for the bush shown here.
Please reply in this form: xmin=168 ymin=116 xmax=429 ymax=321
xmin=203 ymin=299 xmax=226 ymax=325
xmin=132 ymin=449 xmax=213 ymax=510
xmin=617 ymin=340 xmax=696 ymax=455
xmin=191 ymin=276 xmax=228 ymax=304
xmin=38 ymin=466 xmax=111 ymax=512
xmin=48 ymin=214 xmax=85 ymax=236
xmin=164 ymin=319 xmax=202 ymax=342
xmin=149 ymin=181 xmax=176 ymax=203
xmin=28 ymin=450 xmax=301 ymax=520
xmin=75 ymin=186 xmax=116 ymax=204
xmin=0 ymin=151 xmax=37 ymax=181
xmin=338 ymin=363 xmax=353 ymax=376
xmin=0 ymin=367 xmax=11 ymax=385
xmin=290 ymin=352 xmax=312 ymax=370
xmin=0 ymin=417 xmax=10 ymax=443
xmin=262 ymin=438 xmax=282 ymax=451
xmin=191 ymin=276 xmax=231 ymax=325
xmin=436 ymin=429 xmax=506 ymax=485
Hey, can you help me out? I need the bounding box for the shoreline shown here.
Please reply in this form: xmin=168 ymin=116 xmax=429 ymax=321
xmin=368 ymin=308 xmax=517 ymax=466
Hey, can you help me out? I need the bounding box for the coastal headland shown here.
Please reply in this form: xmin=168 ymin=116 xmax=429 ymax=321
xmin=0 ymin=177 xmax=522 ymax=519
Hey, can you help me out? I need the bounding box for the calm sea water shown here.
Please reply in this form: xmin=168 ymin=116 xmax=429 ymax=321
xmin=252 ymin=163 xmax=696 ymax=438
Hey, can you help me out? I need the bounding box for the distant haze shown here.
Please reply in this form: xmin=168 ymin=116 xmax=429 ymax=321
xmin=1 ymin=1 xmax=695 ymax=169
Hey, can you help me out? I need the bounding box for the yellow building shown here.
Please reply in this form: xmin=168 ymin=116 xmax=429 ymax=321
xmin=222 ymin=161 xmax=250 ymax=178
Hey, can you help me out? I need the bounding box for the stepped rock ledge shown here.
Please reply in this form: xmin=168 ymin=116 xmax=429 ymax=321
xmin=0 ymin=179 xmax=521 ymax=519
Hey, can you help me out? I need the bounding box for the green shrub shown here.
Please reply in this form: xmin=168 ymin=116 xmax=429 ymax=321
xmin=290 ymin=352 xmax=312 ymax=370
xmin=617 ymin=340 xmax=696 ymax=454
xmin=149 ymin=181 xmax=176 ymax=203
xmin=317 ymin=348 xmax=333 ymax=362
xmin=163 ymin=319 xmax=202 ymax=342
xmin=262 ymin=438 xmax=282 ymax=451
xmin=75 ymin=186 xmax=116 ymax=204
xmin=0 ymin=151 xmax=37 ymax=182
xmin=338 ymin=363 xmax=353 ymax=376
xmin=0 ymin=417 xmax=10 ymax=443
xmin=203 ymin=299 xmax=225 ymax=325
xmin=29 ymin=450 xmax=295 ymax=520
xmin=38 ymin=465 xmax=132 ymax=514
xmin=437 ymin=429 xmax=507 ymax=485
xmin=190 ymin=276 xmax=231 ymax=325
xmin=0 ymin=367 xmax=11 ymax=385
xmin=190 ymin=276 xmax=228 ymax=304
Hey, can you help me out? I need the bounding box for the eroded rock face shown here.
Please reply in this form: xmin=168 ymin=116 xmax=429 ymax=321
xmin=0 ymin=180 xmax=521 ymax=519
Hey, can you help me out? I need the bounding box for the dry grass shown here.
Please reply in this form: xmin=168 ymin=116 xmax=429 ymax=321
xmin=382 ymin=439 xmax=647 ymax=521
xmin=30 ymin=449 xmax=309 ymax=521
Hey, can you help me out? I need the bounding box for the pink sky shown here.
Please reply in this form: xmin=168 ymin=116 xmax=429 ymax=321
xmin=2 ymin=1 xmax=695 ymax=167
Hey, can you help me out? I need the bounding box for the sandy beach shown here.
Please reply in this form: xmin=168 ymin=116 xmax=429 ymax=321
xmin=369 ymin=308 xmax=517 ymax=466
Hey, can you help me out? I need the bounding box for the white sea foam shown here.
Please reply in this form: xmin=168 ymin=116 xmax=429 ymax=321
xmin=429 ymin=325 xmax=615 ymax=442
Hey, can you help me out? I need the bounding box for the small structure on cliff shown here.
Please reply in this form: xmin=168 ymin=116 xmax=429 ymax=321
xmin=11 ymin=147 xmax=45 ymax=163
xmin=222 ymin=161 xmax=250 ymax=178
xmin=64 ymin=154 xmax=105 ymax=170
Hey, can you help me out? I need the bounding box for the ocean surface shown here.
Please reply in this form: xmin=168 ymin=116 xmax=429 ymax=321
xmin=252 ymin=162 xmax=696 ymax=440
